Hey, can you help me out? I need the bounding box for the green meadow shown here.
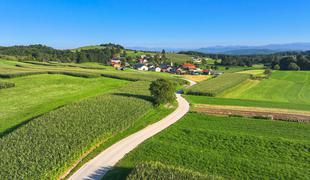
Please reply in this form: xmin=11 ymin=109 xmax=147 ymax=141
xmin=220 ymin=71 xmax=310 ymax=105
xmin=105 ymin=113 xmax=310 ymax=180
xmin=0 ymin=74 xmax=127 ymax=134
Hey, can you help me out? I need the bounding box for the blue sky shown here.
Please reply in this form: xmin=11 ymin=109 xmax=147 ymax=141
xmin=0 ymin=0 xmax=309 ymax=48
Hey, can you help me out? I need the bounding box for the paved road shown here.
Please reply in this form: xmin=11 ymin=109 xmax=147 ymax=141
xmin=68 ymin=79 xmax=196 ymax=180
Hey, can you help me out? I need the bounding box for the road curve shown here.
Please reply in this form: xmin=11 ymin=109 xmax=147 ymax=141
xmin=68 ymin=79 xmax=196 ymax=180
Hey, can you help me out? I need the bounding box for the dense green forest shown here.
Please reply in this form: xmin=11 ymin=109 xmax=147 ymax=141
xmin=0 ymin=44 xmax=123 ymax=64
xmin=180 ymin=51 xmax=310 ymax=70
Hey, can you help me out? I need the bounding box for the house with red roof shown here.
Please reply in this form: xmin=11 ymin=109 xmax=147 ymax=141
xmin=181 ymin=63 xmax=196 ymax=70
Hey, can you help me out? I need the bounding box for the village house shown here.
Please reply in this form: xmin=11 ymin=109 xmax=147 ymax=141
xmin=133 ymin=63 xmax=148 ymax=71
xmin=181 ymin=63 xmax=196 ymax=70
xmin=138 ymin=58 xmax=148 ymax=64
xmin=149 ymin=67 xmax=161 ymax=72
xmin=171 ymin=67 xmax=185 ymax=75
xmin=202 ymin=69 xmax=211 ymax=75
xmin=160 ymin=64 xmax=172 ymax=72
xmin=110 ymin=58 xmax=122 ymax=68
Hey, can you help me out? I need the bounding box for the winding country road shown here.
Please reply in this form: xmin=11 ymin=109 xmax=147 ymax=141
xmin=68 ymin=79 xmax=196 ymax=180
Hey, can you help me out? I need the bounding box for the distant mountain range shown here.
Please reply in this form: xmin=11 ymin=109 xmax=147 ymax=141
xmin=128 ymin=43 xmax=310 ymax=55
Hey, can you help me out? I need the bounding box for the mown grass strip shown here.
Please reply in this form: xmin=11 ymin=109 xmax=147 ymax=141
xmin=185 ymin=95 xmax=310 ymax=111
xmin=186 ymin=73 xmax=250 ymax=96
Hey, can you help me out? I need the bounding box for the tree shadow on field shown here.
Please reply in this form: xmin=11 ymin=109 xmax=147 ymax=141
xmin=102 ymin=166 xmax=133 ymax=180
xmin=112 ymin=93 xmax=154 ymax=104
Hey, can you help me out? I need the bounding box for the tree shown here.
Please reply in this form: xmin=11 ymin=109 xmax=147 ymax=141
xmin=149 ymin=79 xmax=176 ymax=106
xmin=273 ymin=64 xmax=280 ymax=70
xmin=161 ymin=49 xmax=166 ymax=55
xmin=279 ymin=56 xmax=296 ymax=70
xmin=161 ymin=49 xmax=167 ymax=62
xmin=288 ymin=63 xmax=300 ymax=71
xmin=122 ymin=50 xmax=127 ymax=57
xmin=201 ymin=58 xmax=207 ymax=67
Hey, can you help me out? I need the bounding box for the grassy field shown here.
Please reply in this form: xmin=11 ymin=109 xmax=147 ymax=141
xmin=0 ymin=81 xmax=165 ymax=179
xmin=71 ymin=45 xmax=107 ymax=52
xmin=105 ymin=113 xmax=310 ymax=180
xmin=220 ymin=71 xmax=310 ymax=105
xmin=215 ymin=64 xmax=264 ymax=73
xmin=166 ymin=53 xmax=192 ymax=64
xmin=186 ymin=73 xmax=250 ymax=96
xmin=186 ymin=95 xmax=310 ymax=111
xmin=0 ymin=74 xmax=127 ymax=134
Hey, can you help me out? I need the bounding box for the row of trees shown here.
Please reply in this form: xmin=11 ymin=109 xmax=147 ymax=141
xmin=179 ymin=51 xmax=310 ymax=70
xmin=0 ymin=44 xmax=124 ymax=64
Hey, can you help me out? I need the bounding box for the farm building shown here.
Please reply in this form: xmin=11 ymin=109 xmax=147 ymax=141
xmin=133 ymin=63 xmax=148 ymax=71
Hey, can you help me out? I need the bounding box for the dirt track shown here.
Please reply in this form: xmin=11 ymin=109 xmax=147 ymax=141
xmin=193 ymin=104 xmax=310 ymax=122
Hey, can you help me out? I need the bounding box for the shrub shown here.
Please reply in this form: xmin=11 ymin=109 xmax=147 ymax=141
xmin=149 ymin=79 xmax=176 ymax=105
xmin=0 ymin=71 xmax=47 ymax=78
xmin=273 ymin=64 xmax=280 ymax=70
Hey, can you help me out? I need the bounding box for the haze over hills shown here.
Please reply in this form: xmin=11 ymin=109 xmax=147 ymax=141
xmin=127 ymin=43 xmax=310 ymax=55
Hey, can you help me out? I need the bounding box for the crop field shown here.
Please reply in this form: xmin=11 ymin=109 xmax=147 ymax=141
xmin=105 ymin=113 xmax=310 ymax=180
xmin=0 ymin=74 xmax=127 ymax=134
xmin=186 ymin=73 xmax=250 ymax=96
xmin=0 ymin=81 xmax=159 ymax=179
xmin=220 ymin=71 xmax=310 ymax=104
xmin=182 ymin=75 xmax=212 ymax=82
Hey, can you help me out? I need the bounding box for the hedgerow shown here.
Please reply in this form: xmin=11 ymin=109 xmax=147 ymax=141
xmin=127 ymin=162 xmax=223 ymax=180
xmin=0 ymin=81 xmax=15 ymax=89
xmin=0 ymin=70 xmax=101 ymax=78
xmin=186 ymin=73 xmax=250 ymax=96
xmin=0 ymin=81 xmax=154 ymax=179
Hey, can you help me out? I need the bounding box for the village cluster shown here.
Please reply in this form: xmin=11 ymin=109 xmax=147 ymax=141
xmin=110 ymin=54 xmax=223 ymax=75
